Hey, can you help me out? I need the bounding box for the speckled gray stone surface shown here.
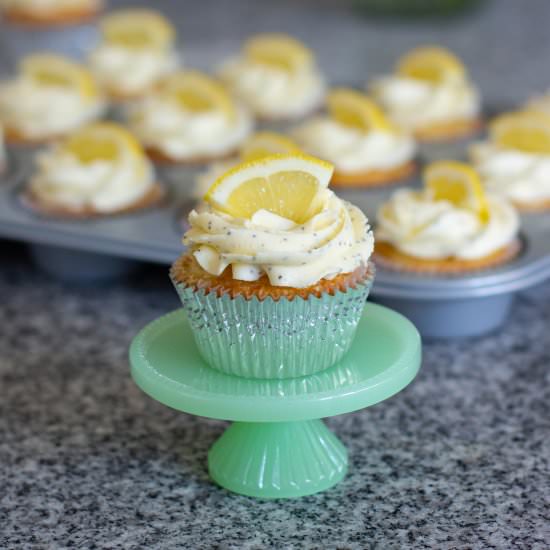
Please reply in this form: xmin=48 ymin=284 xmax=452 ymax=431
xmin=0 ymin=242 xmax=549 ymax=549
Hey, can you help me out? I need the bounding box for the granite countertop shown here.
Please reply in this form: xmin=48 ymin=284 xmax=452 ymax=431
xmin=1 ymin=0 xmax=550 ymax=548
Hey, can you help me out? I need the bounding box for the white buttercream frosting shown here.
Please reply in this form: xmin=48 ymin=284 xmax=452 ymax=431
xmin=127 ymin=96 xmax=252 ymax=160
xmin=28 ymin=145 xmax=155 ymax=213
xmin=219 ymin=57 xmax=325 ymax=120
xmin=0 ymin=0 xmax=99 ymax=13
xmin=89 ymin=44 xmax=179 ymax=97
xmin=371 ymin=75 xmax=480 ymax=131
xmin=376 ymin=188 xmax=519 ymax=260
xmin=292 ymin=117 xmax=415 ymax=173
xmin=0 ymin=76 xmax=104 ymax=139
xmin=183 ymin=188 xmax=374 ymax=287
xmin=471 ymin=142 xmax=550 ymax=204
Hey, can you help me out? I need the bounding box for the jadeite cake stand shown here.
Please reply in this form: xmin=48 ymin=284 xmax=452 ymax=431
xmin=129 ymin=303 xmax=421 ymax=499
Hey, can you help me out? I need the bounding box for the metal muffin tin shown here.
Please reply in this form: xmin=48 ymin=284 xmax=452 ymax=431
xmin=1 ymin=122 xmax=550 ymax=338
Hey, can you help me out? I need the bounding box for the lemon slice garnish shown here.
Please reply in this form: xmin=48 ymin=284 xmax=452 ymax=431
xmin=397 ymin=46 xmax=465 ymax=83
xmin=100 ymin=9 xmax=175 ymax=51
xmin=490 ymin=110 xmax=550 ymax=155
xmin=239 ymin=132 xmax=301 ymax=162
xmin=160 ymin=71 xmax=236 ymax=122
xmin=425 ymin=160 xmax=489 ymax=223
xmin=327 ymin=88 xmax=395 ymax=132
xmin=244 ymin=33 xmax=313 ymax=72
xmin=22 ymin=53 xmax=98 ymax=99
xmin=205 ymin=153 xmax=333 ymax=224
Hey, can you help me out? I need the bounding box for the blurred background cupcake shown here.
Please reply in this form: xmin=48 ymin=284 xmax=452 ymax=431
xmin=0 ymin=0 xmax=103 ymax=27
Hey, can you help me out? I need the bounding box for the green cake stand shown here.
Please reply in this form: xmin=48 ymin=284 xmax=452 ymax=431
xmin=129 ymin=303 xmax=421 ymax=499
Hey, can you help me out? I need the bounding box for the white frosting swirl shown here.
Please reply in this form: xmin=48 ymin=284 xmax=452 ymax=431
xmin=471 ymin=142 xmax=550 ymax=204
xmin=28 ymin=146 xmax=155 ymax=213
xmin=370 ymin=75 xmax=480 ymax=131
xmin=89 ymin=45 xmax=179 ymax=97
xmin=127 ymin=97 xmax=252 ymax=160
xmin=292 ymin=117 xmax=415 ymax=173
xmin=0 ymin=77 xmax=104 ymax=139
xmin=0 ymin=0 xmax=99 ymax=13
xmin=183 ymin=189 xmax=374 ymax=287
xmin=376 ymin=189 xmax=519 ymax=260
xmin=219 ymin=57 xmax=325 ymax=120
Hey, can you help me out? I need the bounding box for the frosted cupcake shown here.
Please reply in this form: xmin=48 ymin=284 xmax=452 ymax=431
xmin=127 ymin=70 xmax=253 ymax=164
xmin=370 ymin=46 xmax=481 ymax=141
xmin=218 ymin=33 xmax=325 ymax=122
xmin=194 ymin=131 xmax=302 ymax=199
xmin=374 ymin=160 xmax=520 ymax=274
xmin=0 ymin=0 xmax=102 ymax=26
xmin=292 ymin=88 xmax=416 ymax=187
xmin=171 ymin=153 xmax=375 ymax=379
xmin=0 ymin=54 xmax=105 ymax=145
xmin=89 ymin=9 xmax=180 ymax=101
xmin=24 ymin=122 xmax=163 ymax=217
xmin=471 ymin=110 xmax=550 ymax=212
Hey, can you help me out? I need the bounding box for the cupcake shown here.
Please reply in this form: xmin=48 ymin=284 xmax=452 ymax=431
xmin=218 ymin=33 xmax=325 ymax=122
xmin=170 ymin=153 xmax=375 ymax=379
xmin=292 ymin=88 xmax=416 ymax=188
xmin=23 ymin=122 xmax=163 ymax=217
xmin=471 ymin=110 xmax=550 ymax=212
xmin=374 ymin=160 xmax=521 ymax=274
xmin=0 ymin=53 xmax=105 ymax=145
xmin=370 ymin=46 xmax=481 ymax=141
xmin=127 ymin=70 xmax=253 ymax=165
xmin=0 ymin=0 xmax=102 ymax=26
xmin=89 ymin=9 xmax=180 ymax=101
xmin=194 ymin=131 xmax=302 ymax=198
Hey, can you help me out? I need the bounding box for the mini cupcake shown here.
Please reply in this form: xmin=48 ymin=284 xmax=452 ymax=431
xmin=89 ymin=9 xmax=180 ymax=101
xmin=194 ymin=131 xmax=302 ymax=198
xmin=127 ymin=70 xmax=253 ymax=165
xmin=0 ymin=53 xmax=105 ymax=145
xmin=23 ymin=122 xmax=163 ymax=217
xmin=471 ymin=110 xmax=550 ymax=212
xmin=170 ymin=153 xmax=375 ymax=379
xmin=374 ymin=160 xmax=521 ymax=274
xmin=292 ymin=88 xmax=416 ymax=188
xmin=0 ymin=0 xmax=102 ymax=26
xmin=218 ymin=33 xmax=325 ymax=122
xmin=370 ymin=46 xmax=481 ymax=141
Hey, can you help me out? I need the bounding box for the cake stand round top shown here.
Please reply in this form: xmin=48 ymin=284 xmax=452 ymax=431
xmin=130 ymin=303 xmax=421 ymax=423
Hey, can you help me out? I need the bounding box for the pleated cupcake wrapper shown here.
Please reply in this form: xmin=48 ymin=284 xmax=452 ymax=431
xmin=171 ymin=273 xmax=374 ymax=380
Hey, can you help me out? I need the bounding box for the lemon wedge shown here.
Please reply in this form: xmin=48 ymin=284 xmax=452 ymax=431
xmin=397 ymin=46 xmax=465 ymax=83
xmin=327 ymin=88 xmax=395 ymax=132
xmin=63 ymin=122 xmax=146 ymax=176
xmin=160 ymin=71 xmax=236 ymax=122
xmin=22 ymin=54 xmax=98 ymax=99
xmin=205 ymin=153 xmax=333 ymax=223
xmin=100 ymin=9 xmax=175 ymax=51
xmin=244 ymin=33 xmax=313 ymax=72
xmin=490 ymin=110 xmax=550 ymax=155
xmin=425 ymin=160 xmax=489 ymax=223
xmin=240 ymin=132 xmax=301 ymax=162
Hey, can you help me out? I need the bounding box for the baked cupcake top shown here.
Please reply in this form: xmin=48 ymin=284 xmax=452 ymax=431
xmin=470 ymin=110 xmax=550 ymax=206
xmin=0 ymin=53 xmax=105 ymax=140
xmin=27 ymin=122 xmax=156 ymax=213
xmin=184 ymin=154 xmax=374 ymax=288
xmin=89 ymin=9 xmax=179 ymax=99
xmin=218 ymin=33 xmax=325 ymax=121
xmin=376 ymin=161 xmax=519 ymax=260
xmin=370 ymin=46 xmax=480 ymax=132
xmin=127 ymin=70 xmax=252 ymax=161
xmin=292 ymin=88 xmax=415 ymax=173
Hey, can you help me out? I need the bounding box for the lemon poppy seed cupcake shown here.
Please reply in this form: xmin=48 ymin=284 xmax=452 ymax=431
xmin=0 ymin=54 xmax=105 ymax=145
xmin=374 ymin=160 xmax=521 ymax=274
xmin=292 ymin=88 xmax=417 ymax=188
xmin=0 ymin=0 xmax=102 ymax=26
xmin=171 ymin=153 xmax=375 ymax=379
xmin=24 ymin=122 xmax=163 ymax=217
xmin=370 ymin=46 xmax=482 ymax=142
